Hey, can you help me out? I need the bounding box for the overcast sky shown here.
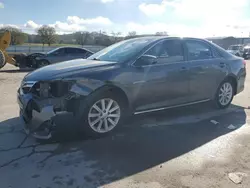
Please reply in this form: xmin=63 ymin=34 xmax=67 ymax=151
xmin=0 ymin=0 xmax=250 ymax=37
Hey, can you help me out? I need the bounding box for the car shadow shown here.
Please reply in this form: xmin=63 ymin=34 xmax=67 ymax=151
xmin=0 ymin=68 xmax=33 ymax=73
xmin=0 ymin=103 xmax=247 ymax=187
xmin=52 ymin=103 xmax=247 ymax=187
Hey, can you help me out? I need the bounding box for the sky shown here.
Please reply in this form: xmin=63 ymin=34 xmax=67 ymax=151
xmin=0 ymin=0 xmax=250 ymax=37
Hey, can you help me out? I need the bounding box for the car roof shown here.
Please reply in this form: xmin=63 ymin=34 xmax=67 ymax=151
xmin=56 ymin=46 xmax=93 ymax=53
xmin=125 ymin=36 xmax=212 ymax=43
xmin=230 ymin=44 xmax=243 ymax=46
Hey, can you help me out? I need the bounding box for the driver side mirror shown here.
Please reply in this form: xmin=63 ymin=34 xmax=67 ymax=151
xmin=134 ymin=54 xmax=157 ymax=67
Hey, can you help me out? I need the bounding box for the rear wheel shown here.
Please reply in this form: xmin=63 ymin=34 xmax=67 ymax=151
xmin=79 ymin=91 xmax=126 ymax=137
xmin=214 ymin=80 xmax=234 ymax=109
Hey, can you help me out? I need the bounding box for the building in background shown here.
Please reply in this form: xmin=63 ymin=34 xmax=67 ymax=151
xmin=207 ymin=37 xmax=250 ymax=49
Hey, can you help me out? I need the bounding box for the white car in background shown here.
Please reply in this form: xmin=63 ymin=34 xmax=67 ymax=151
xmin=227 ymin=44 xmax=244 ymax=57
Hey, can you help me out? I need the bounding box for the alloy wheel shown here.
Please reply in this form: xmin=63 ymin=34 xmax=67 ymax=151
xmin=88 ymin=98 xmax=121 ymax=133
xmin=38 ymin=60 xmax=49 ymax=68
xmin=218 ymin=82 xmax=233 ymax=106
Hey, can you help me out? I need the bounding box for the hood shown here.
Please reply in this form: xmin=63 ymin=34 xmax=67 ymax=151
xmin=24 ymin=59 xmax=117 ymax=81
xmin=227 ymin=50 xmax=238 ymax=54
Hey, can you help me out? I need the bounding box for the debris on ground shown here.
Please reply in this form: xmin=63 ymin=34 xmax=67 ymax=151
xmin=210 ymin=120 xmax=219 ymax=125
xmin=228 ymin=172 xmax=248 ymax=184
xmin=227 ymin=124 xmax=237 ymax=130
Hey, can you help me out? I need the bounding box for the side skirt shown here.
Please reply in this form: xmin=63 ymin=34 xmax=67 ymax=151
xmin=134 ymin=99 xmax=210 ymax=115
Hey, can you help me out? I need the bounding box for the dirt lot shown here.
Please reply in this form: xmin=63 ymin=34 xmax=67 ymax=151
xmin=0 ymin=62 xmax=250 ymax=188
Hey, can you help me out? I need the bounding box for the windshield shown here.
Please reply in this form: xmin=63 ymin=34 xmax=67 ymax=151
xmin=228 ymin=45 xmax=241 ymax=50
xmin=87 ymin=38 xmax=156 ymax=63
xmin=47 ymin=48 xmax=60 ymax=55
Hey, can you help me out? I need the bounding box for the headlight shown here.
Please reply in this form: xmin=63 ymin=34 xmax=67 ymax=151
xmin=37 ymin=81 xmax=73 ymax=98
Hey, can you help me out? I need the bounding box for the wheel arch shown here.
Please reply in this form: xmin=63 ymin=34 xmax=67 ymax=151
xmin=221 ymin=74 xmax=238 ymax=95
xmin=92 ymin=85 xmax=131 ymax=110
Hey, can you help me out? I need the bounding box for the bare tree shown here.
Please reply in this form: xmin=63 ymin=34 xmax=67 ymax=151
xmin=37 ymin=25 xmax=57 ymax=46
xmin=155 ymin=31 xmax=168 ymax=36
xmin=128 ymin=31 xmax=137 ymax=37
xmin=125 ymin=31 xmax=137 ymax=39
xmin=74 ymin=31 xmax=89 ymax=46
xmin=111 ymin=31 xmax=121 ymax=42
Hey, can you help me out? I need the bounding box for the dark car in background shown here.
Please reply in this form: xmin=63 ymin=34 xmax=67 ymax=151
xmin=243 ymin=45 xmax=250 ymax=60
xmin=25 ymin=46 xmax=93 ymax=68
xmin=17 ymin=37 xmax=246 ymax=139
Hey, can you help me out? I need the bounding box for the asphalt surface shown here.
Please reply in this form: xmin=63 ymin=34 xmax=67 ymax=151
xmin=0 ymin=62 xmax=250 ymax=188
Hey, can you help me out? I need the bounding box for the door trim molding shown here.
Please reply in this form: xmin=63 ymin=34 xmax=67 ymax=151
xmin=134 ymin=99 xmax=210 ymax=115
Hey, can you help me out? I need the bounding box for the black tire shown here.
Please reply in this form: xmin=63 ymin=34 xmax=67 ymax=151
xmin=0 ymin=50 xmax=6 ymax=69
xmin=214 ymin=80 xmax=235 ymax=109
xmin=77 ymin=90 xmax=127 ymax=138
xmin=37 ymin=59 xmax=50 ymax=68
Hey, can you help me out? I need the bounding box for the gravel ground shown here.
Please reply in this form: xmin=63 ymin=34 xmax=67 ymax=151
xmin=0 ymin=62 xmax=250 ymax=188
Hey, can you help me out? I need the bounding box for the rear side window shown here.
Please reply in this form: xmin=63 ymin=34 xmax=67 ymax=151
xmin=76 ymin=48 xmax=87 ymax=54
xmin=145 ymin=39 xmax=184 ymax=64
xmin=66 ymin=48 xmax=79 ymax=54
xmin=185 ymin=40 xmax=213 ymax=60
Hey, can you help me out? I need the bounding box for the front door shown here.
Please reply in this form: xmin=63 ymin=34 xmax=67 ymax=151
xmin=131 ymin=39 xmax=190 ymax=112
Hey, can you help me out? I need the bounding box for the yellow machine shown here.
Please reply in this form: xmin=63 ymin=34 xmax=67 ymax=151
xmin=0 ymin=31 xmax=16 ymax=69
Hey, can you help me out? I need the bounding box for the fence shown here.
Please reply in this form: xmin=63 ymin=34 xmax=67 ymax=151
xmin=7 ymin=45 xmax=105 ymax=54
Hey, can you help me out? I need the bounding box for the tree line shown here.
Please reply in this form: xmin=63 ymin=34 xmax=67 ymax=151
xmin=0 ymin=25 xmax=168 ymax=46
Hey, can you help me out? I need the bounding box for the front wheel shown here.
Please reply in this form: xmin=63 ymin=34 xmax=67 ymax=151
xmin=79 ymin=92 xmax=125 ymax=137
xmin=0 ymin=50 xmax=6 ymax=69
xmin=214 ymin=80 xmax=234 ymax=109
xmin=37 ymin=59 xmax=50 ymax=68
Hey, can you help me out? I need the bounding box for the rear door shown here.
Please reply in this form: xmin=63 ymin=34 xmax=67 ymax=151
xmin=184 ymin=39 xmax=228 ymax=101
xmin=132 ymin=39 xmax=190 ymax=111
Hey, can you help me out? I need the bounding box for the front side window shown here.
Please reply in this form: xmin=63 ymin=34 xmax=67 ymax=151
xmin=66 ymin=48 xmax=79 ymax=54
xmin=48 ymin=48 xmax=65 ymax=56
xmin=145 ymin=39 xmax=184 ymax=64
xmin=185 ymin=40 xmax=213 ymax=60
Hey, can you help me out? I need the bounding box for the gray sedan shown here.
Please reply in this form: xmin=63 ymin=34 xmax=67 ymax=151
xmin=18 ymin=37 xmax=246 ymax=139
xmin=34 ymin=46 xmax=93 ymax=67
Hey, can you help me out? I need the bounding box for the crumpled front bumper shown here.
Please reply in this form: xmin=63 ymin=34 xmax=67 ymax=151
xmin=17 ymin=89 xmax=76 ymax=139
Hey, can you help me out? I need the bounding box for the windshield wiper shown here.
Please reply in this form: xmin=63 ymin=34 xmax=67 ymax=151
xmin=92 ymin=58 xmax=100 ymax=61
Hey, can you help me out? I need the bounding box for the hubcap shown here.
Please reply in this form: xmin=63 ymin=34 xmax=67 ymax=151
xmin=88 ymin=98 xmax=121 ymax=133
xmin=219 ymin=82 xmax=233 ymax=106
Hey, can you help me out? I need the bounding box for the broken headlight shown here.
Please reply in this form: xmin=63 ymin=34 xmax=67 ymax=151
xmin=34 ymin=81 xmax=73 ymax=98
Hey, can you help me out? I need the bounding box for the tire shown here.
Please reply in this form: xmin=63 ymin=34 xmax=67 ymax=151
xmin=0 ymin=50 xmax=6 ymax=69
xmin=37 ymin=59 xmax=50 ymax=68
xmin=214 ymin=80 xmax=234 ymax=109
xmin=78 ymin=90 xmax=126 ymax=138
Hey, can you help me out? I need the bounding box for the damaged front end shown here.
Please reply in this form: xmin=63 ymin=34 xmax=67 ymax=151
xmin=18 ymin=80 xmax=83 ymax=139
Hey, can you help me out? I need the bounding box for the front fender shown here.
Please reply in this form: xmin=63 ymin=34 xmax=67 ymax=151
xmin=69 ymin=79 xmax=105 ymax=96
xmin=69 ymin=78 xmax=132 ymax=110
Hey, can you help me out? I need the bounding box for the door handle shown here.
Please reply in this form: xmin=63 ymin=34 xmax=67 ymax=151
xmin=219 ymin=62 xmax=226 ymax=68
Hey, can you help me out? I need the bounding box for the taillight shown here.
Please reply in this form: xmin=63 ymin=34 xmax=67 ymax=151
xmin=243 ymin=60 xmax=246 ymax=66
